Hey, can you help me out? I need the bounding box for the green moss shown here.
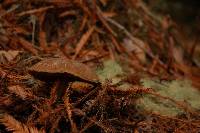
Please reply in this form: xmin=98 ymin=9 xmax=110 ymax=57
xmin=96 ymin=60 xmax=124 ymax=84
xmin=96 ymin=60 xmax=131 ymax=90
xmin=137 ymin=78 xmax=200 ymax=116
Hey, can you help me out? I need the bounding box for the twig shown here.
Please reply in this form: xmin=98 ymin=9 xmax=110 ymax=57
xmin=17 ymin=6 xmax=54 ymax=16
xmin=73 ymin=26 xmax=95 ymax=59
xmin=30 ymin=15 xmax=37 ymax=46
xmin=18 ymin=38 xmax=38 ymax=55
xmin=0 ymin=4 xmax=19 ymax=18
xmin=96 ymin=6 xmax=117 ymax=36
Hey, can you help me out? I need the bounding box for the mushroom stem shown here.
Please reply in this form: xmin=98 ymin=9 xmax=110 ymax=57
xmin=56 ymin=79 xmax=69 ymax=101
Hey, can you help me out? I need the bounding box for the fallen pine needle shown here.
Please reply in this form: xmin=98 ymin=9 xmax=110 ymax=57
xmin=17 ymin=6 xmax=54 ymax=16
xmin=73 ymin=26 xmax=95 ymax=59
xmin=18 ymin=38 xmax=38 ymax=55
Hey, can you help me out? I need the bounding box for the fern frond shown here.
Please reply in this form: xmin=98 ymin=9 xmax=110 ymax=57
xmin=0 ymin=113 xmax=45 ymax=133
xmin=8 ymin=85 xmax=35 ymax=100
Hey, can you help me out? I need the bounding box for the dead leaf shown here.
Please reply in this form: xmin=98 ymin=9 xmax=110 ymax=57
xmin=0 ymin=50 xmax=20 ymax=63
xmin=123 ymin=38 xmax=146 ymax=63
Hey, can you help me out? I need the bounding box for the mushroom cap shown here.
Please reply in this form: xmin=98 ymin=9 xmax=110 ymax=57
xmin=28 ymin=58 xmax=98 ymax=83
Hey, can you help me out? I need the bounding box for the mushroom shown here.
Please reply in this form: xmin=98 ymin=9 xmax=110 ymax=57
xmin=28 ymin=58 xmax=100 ymax=100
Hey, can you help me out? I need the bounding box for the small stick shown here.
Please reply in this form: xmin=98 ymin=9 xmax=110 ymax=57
xmin=17 ymin=6 xmax=54 ymax=16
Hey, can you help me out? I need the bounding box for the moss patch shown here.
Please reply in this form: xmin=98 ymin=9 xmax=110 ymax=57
xmin=137 ymin=79 xmax=200 ymax=116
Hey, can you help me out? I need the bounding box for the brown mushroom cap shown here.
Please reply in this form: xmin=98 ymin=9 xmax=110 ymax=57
xmin=28 ymin=58 xmax=98 ymax=83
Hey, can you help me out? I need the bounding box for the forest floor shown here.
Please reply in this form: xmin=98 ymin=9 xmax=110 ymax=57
xmin=1 ymin=0 xmax=200 ymax=132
